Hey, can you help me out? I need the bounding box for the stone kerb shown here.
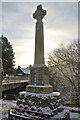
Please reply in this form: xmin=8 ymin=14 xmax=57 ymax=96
xmin=26 ymin=85 xmax=53 ymax=94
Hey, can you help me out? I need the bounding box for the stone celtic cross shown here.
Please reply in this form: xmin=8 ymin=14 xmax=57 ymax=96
xmin=33 ymin=5 xmax=46 ymax=22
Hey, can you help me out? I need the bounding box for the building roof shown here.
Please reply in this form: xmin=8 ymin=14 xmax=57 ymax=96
xmin=20 ymin=68 xmax=30 ymax=74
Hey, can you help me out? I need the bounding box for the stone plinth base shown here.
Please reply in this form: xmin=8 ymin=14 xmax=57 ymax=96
xmin=13 ymin=91 xmax=64 ymax=119
xmin=17 ymin=92 xmax=60 ymax=108
xmin=26 ymin=85 xmax=53 ymax=94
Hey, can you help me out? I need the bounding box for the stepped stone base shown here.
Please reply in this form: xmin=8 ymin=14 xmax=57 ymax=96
xmin=26 ymin=85 xmax=53 ymax=94
xmin=14 ymin=91 xmax=63 ymax=118
xmin=17 ymin=91 xmax=61 ymax=109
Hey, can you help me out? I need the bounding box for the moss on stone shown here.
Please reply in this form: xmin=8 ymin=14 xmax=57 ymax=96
xmin=17 ymin=100 xmax=22 ymax=105
xmin=20 ymin=94 xmax=24 ymax=99
xmin=16 ymin=92 xmax=63 ymax=117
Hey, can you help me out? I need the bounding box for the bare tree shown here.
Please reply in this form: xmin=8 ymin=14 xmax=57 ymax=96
xmin=47 ymin=41 xmax=79 ymax=105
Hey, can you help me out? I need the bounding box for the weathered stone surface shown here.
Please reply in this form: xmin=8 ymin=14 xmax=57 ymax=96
xmin=15 ymin=91 xmax=63 ymax=118
xmin=29 ymin=65 xmax=50 ymax=85
xmin=33 ymin=5 xmax=46 ymax=22
xmin=33 ymin=5 xmax=46 ymax=65
xmin=26 ymin=85 xmax=53 ymax=94
xmin=17 ymin=92 xmax=61 ymax=110
xmin=34 ymin=22 xmax=44 ymax=65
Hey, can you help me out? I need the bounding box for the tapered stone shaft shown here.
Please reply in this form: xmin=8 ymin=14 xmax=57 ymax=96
xmin=33 ymin=5 xmax=46 ymax=65
xmin=34 ymin=22 xmax=44 ymax=64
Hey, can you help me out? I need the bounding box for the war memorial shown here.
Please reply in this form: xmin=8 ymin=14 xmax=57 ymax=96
xmin=10 ymin=5 xmax=64 ymax=119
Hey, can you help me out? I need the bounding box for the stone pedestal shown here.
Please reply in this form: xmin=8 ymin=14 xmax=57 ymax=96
xmin=27 ymin=64 xmax=53 ymax=94
xmin=29 ymin=65 xmax=50 ymax=85
xmin=15 ymin=91 xmax=62 ymax=119
xmin=17 ymin=92 xmax=61 ymax=108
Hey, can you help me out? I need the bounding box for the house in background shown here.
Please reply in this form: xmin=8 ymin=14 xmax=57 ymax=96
xmin=17 ymin=66 xmax=30 ymax=80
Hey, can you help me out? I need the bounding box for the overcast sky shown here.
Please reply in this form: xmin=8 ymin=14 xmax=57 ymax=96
xmin=2 ymin=2 xmax=78 ymax=68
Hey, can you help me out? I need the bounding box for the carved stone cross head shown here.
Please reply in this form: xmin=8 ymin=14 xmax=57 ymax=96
xmin=33 ymin=5 xmax=46 ymax=22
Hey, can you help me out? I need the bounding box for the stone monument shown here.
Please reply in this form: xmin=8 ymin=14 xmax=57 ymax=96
xmin=12 ymin=5 xmax=63 ymax=119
